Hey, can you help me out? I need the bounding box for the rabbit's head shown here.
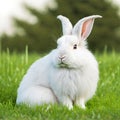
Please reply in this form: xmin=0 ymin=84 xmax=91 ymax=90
xmin=52 ymin=15 xmax=102 ymax=69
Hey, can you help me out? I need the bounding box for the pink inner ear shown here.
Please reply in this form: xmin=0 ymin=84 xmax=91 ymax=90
xmin=81 ymin=19 xmax=93 ymax=38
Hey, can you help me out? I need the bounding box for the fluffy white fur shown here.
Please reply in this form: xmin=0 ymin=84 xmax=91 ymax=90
xmin=16 ymin=15 xmax=102 ymax=109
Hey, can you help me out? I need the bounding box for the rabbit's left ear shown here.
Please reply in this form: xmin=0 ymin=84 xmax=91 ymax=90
xmin=72 ymin=15 xmax=102 ymax=40
xmin=57 ymin=15 xmax=73 ymax=35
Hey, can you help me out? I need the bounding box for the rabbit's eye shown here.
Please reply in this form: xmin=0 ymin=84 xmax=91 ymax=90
xmin=73 ymin=44 xmax=77 ymax=49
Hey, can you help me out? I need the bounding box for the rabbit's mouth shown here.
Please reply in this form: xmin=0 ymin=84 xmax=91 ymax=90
xmin=58 ymin=62 xmax=69 ymax=68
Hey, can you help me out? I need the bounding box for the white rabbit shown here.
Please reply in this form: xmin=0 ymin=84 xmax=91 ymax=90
xmin=16 ymin=15 xmax=102 ymax=109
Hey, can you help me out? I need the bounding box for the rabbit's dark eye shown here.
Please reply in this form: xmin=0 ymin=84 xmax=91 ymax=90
xmin=73 ymin=44 xmax=77 ymax=49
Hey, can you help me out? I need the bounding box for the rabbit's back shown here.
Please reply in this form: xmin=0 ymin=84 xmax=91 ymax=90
xmin=19 ymin=54 xmax=51 ymax=90
xmin=16 ymin=54 xmax=58 ymax=105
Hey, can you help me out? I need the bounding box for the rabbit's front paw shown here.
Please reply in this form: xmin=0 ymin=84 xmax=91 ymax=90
xmin=61 ymin=97 xmax=73 ymax=110
xmin=65 ymin=102 xmax=73 ymax=110
xmin=75 ymin=98 xmax=86 ymax=109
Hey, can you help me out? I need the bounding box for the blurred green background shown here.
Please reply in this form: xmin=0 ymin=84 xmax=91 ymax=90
xmin=0 ymin=0 xmax=120 ymax=53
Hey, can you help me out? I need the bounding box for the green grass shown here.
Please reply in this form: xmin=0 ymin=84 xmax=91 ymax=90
xmin=0 ymin=51 xmax=120 ymax=120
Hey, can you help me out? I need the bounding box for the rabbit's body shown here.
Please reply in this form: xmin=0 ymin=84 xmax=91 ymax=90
xmin=49 ymin=47 xmax=99 ymax=109
xmin=16 ymin=15 xmax=102 ymax=109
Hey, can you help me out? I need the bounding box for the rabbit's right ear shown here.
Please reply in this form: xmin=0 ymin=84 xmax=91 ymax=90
xmin=57 ymin=15 xmax=73 ymax=35
xmin=72 ymin=15 xmax=102 ymax=40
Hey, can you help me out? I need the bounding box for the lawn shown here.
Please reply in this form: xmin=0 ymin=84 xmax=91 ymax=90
xmin=0 ymin=50 xmax=120 ymax=120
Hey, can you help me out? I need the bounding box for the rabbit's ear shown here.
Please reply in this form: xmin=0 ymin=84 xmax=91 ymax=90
xmin=72 ymin=15 xmax=102 ymax=40
xmin=57 ymin=15 xmax=73 ymax=35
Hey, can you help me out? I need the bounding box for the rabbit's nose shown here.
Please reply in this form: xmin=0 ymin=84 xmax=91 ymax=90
xmin=58 ymin=55 xmax=66 ymax=61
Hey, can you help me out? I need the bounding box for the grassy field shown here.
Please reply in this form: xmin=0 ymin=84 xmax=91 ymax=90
xmin=0 ymin=50 xmax=120 ymax=120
